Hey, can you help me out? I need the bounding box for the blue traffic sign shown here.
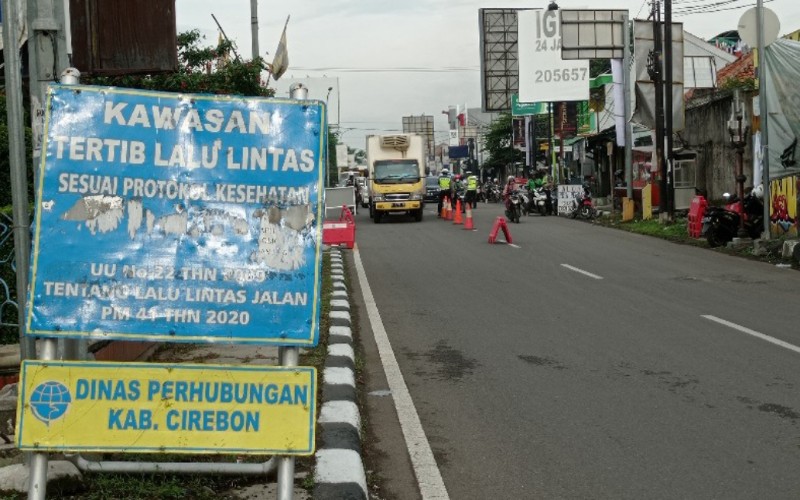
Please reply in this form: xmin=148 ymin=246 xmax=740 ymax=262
xmin=26 ymin=85 xmax=326 ymax=346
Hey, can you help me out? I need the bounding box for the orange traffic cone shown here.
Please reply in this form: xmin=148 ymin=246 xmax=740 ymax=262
xmin=453 ymin=199 xmax=463 ymax=225
xmin=444 ymin=197 xmax=453 ymax=221
xmin=463 ymin=203 xmax=475 ymax=230
xmin=441 ymin=197 xmax=450 ymax=219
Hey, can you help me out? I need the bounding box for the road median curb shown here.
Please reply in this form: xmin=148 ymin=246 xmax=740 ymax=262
xmin=315 ymin=248 xmax=367 ymax=499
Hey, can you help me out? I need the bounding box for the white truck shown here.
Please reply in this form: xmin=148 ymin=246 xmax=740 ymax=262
xmin=366 ymin=134 xmax=426 ymax=223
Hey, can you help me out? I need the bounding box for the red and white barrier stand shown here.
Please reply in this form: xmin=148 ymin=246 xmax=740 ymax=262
xmin=488 ymin=216 xmax=513 ymax=244
xmin=323 ymin=205 xmax=356 ymax=249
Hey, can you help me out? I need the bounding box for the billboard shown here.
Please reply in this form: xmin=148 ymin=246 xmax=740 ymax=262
xmin=632 ymin=20 xmax=685 ymax=131
xmin=518 ymin=9 xmax=590 ymax=103
xmin=26 ymin=85 xmax=326 ymax=346
xmin=479 ymin=8 xmax=532 ymax=112
xmin=402 ymin=115 xmax=435 ymax=158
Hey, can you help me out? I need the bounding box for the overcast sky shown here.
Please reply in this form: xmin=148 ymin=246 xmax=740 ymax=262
xmin=176 ymin=0 xmax=800 ymax=151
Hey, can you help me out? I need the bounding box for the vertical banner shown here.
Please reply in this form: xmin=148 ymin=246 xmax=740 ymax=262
xmin=512 ymin=117 xmax=526 ymax=146
xmin=26 ymin=85 xmax=326 ymax=346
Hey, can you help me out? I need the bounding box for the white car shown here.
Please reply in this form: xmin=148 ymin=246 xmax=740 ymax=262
xmin=356 ymin=178 xmax=369 ymax=207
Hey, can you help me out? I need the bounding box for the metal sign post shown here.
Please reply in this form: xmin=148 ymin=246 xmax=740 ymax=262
xmin=0 ymin=0 xmax=34 ymax=365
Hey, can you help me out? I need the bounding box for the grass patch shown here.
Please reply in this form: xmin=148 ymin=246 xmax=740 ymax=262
xmin=597 ymin=213 xmax=797 ymax=268
xmin=608 ymin=216 xmax=693 ymax=242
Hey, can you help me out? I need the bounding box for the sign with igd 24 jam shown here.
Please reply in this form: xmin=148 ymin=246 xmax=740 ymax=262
xmin=26 ymin=85 xmax=326 ymax=346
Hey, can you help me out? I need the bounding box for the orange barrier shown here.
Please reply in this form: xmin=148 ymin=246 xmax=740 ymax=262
xmin=463 ymin=204 xmax=475 ymax=230
xmin=488 ymin=216 xmax=512 ymax=244
xmin=322 ymin=205 xmax=356 ymax=248
xmin=687 ymin=195 xmax=707 ymax=238
xmin=452 ymin=199 xmax=463 ymax=225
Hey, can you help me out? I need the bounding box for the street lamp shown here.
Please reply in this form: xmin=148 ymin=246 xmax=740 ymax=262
xmin=727 ymin=89 xmax=750 ymax=239
xmin=547 ymin=1 xmax=559 ymax=10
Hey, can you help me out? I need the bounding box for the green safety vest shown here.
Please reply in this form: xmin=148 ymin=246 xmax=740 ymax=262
xmin=467 ymin=176 xmax=478 ymax=190
xmin=439 ymin=176 xmax=451 ymax=189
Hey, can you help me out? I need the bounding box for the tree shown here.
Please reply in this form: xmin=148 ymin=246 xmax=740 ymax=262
xmin=351 ymin=148 xmax=366 ymax=165
xmin=327 ymin=130 xmax=341 ymax=186
xmin=482 ymin=112 xmax=524 ymax=174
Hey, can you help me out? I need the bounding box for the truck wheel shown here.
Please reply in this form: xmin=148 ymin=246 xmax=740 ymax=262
xmin=413 ymin=208 xmax=423 ymax=222
xmin=373 ymin=211 xmax=381 ymax=224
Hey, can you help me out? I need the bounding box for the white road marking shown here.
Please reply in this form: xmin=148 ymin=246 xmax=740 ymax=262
xmin=353 ymin=244 xmax=450 ymax=500
xmin=561 ymin=264 xmax=603 ymax=280
xmin=702 ymin=315 xmax=800 ymax=355
xmin=508 ymin=243 xmax=521 ymax=249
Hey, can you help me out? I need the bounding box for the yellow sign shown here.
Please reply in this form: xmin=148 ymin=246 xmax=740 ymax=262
xmin=642 ymin=183 xmax=653 ymax=220
xmin=16 ymin=360 xmax=316 ymax=455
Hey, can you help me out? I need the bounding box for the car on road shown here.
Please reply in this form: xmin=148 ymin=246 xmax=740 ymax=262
xmin=424 ymin=176 xmax=440 ymax=204
xmin=356 ymin=177 xmax=369 ymax=207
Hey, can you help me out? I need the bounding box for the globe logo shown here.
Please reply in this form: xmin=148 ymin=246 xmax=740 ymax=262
xmin=30 ymin=381 xmax=72 ymax=425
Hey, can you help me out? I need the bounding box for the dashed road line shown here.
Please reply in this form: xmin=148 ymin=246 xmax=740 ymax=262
xmin=702 ymin=315 xmax=800 ymax=355
xmin=561 ymin=264 xmax=603 ymax=280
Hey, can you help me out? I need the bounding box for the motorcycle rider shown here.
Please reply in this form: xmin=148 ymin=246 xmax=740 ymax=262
xmin=537 ymin=171 xmax=555 ymax=214
xmin=527 ymin=171 xmax=546 ymax=191
xmin=451 ymin=174 xmax=463 ymax=209
xmin=437 ymin=168 xmax=451 ymax=217
xmin=503 ymin=175 xmax=517 ymax=212
xmin=465 ymin=171 xmax=479 ymax=210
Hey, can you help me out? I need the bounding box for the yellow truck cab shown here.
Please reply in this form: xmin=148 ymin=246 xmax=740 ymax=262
xmin=366 ymin=134 xmax=426 ymax=223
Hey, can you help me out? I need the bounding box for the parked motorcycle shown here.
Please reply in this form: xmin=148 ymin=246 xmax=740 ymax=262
xmin=569 ymin=185 xmax=596 ymax=220
xmin=701 ymin=185 xmax=764 ymax=247
xmin=519 ymin=189 xmax=531 ymax=216
xmin=486 ymin=184 xmax=502 ymax=203
xmin=527 ymin=187 xmax=550 ymax=216
xmin=505 ymin=192 xmax=522 ymax=223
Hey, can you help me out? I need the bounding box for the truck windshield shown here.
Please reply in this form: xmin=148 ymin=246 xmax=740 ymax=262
xmin=373 ymin=160 xmax=420 ymax=184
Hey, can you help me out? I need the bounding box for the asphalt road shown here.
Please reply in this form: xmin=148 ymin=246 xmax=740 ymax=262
xmin=348 ymin=201 xmax=800 ymax=500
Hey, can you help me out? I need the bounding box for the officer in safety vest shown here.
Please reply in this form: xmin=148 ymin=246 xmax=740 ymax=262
xmin=464 ymin=171 xmax=479 ymax=210
xmin=437 ymin=168 xmax=452 ymax=217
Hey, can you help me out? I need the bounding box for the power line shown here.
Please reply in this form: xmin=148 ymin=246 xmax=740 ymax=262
xmin=671 ymin=0 xmax=775 ymax=15
xmin=287 ymin=66 xmax=478 ymax=73
xmin=636 ymin=0 xmax=650 ymax=18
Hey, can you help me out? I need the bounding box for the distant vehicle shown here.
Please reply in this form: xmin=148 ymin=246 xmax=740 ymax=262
xmin=366 ymin=134 xmax=426 ymax=223
xmin=356 ymin=177 xmax=369 ymax=208
xmin=424 ymin=176 xmax=440 ymax=204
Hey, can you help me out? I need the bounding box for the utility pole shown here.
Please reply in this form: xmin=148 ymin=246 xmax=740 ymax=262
xmin=664 ymin=0 xmax=675 ymax=218
xmin=757 ymin=0 xmax=771 ymax=239
xmin=651 ymin=0 xmax=668 ymax=218
xmin=623 ymin=13 xmax=634 ymax=201
xmin=28 ymin=0 xmax=70 ymax=193
xmin=548 ymin=0 xmax=559 ymax=183
xmin=250 ymin=0 xmax=260 ymax=60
